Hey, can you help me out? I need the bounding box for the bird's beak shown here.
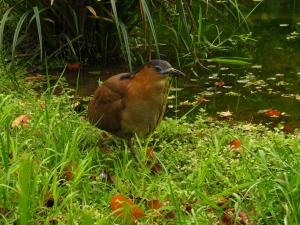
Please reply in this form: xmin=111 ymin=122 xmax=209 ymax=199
xmin=161 ymin=67 xmax=185 ymax=77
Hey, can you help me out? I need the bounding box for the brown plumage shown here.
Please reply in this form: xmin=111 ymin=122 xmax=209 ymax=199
xmin=88 ymin=60 xmax=185 ymax=159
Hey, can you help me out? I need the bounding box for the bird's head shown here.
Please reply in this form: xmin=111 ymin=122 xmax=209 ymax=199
xmin=144 ymin=59 xmax=185 ymax=77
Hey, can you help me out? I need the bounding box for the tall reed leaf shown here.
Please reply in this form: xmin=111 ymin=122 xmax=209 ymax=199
xmin=120 ymin=22 xmax=132 ymax=71
xmin=0 ymin=7 xmax=13 ymax=53
xmin=197 ymin=5 xmax=202 ymax=46
xmin=110 ymin=0 xmax=129 ymax=67
xmin=18 ymin=154 xmax=34 ymax=225
xmin=140 ymin=0 xmax=160 ymax=58
xmin=12 ymin=10 xmax=31 ymax=63
xmin=33 ymin=6 xmax=43 ymax=61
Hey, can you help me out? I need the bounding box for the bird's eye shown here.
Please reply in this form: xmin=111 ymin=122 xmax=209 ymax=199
xmin=154 ymin=66 xmax=162 ymax=72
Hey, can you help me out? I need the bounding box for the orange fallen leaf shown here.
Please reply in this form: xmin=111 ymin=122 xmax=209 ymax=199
xmin=67 ymin=63 xmax=81 ymax=72
xmin=64 ymin=165 xmax=73 ymax=181
xmin=265 ymin=109 xmax=281 ymax=117
xmin=146 ymin=199 xmax=163 ymax=210
xmin=215 ymin=81 xmax=225 ymax=87
xmin=146 ymin=147 xmax=155 ymax=159
xmin=111 ymin=194 xmax=145 ymax=219
xmin=12 ymin=115 xmax=31 ymax=128
xmin=229 ymin=139 xmax=241 ymax=149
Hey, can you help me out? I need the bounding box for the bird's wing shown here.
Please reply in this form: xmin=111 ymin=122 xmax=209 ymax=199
xmin=88 ymin=73 xmax=130 ymax=135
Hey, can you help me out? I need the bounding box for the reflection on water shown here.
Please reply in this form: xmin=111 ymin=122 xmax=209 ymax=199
xmin=60 ymin=3 xmax=300 ymax=128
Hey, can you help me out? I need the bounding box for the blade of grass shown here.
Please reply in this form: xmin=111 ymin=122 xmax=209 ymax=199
xmin=140 ymin=0 xmax=160 ymax=58
xmin=120 ymin=22 xmax=132 ymax=71
xmin=0 ymin=7 xmax=13 ymax=52
xmin=33 ymin=6 xmax=43 ymax=61
xmin=12 ymin=10 xmax=31 ymax=63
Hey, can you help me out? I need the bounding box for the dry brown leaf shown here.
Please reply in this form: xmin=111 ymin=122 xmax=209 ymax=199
xmin=12 ymin=115 xmax=31 ymax=128
xmin=146 ymin=199 xmax=163 ymax=210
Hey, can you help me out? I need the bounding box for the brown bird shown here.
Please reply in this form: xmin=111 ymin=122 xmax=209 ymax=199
xmin=88 ymin=60 xmax=185 ymax=160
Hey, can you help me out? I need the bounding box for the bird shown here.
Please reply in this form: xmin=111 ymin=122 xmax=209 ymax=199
xmin=87 ymin=59 xmax=185 ymax=160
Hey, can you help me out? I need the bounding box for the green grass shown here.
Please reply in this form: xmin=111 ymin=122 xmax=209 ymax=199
xmin=0 ymin=71 xmax=299 ymax=224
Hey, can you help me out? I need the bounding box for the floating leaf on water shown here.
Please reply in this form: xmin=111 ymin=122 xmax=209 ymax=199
xmin=206 ymin=87 xmax=215 ymax=91
xmin=167 ymin=95 xmax=176 ymax=100
xmin=67 ymin=63 xmax=81 ymax=72
xmin=265 ymin=109 xmax=281 ymax=118
xmin=251 ymin=64 xmax=262 ymax=69
xmin=195 ymin=96 xmax=210 ymax=104
xmin=208 ymin=73 xmax=219 ymax=80
xmin=207 ymin=64 xmax=217 ymax=68
xmin=201 ymin=91 xmax=215 ymax=96
xmin=225 ymin=91 xmax=241 ymax=97
xmin=276 ymin=81 xmax=289 ymax=86
xmin=253 ymin=80 xmax=267 ymax=86
xmin=24 ymin=74 xmax=45 ymax=81
xmin=237 ymin=79 xmax=249 ymax=84
xmin=179 ymin=100 xmax=193 ymax=106
xmin=281 ymin=94 xmax=294 ymax=98
xmin=214 ymin=81 xmax=225 ymax=87
xmin=169 ymin=87 xmax=183 ymax=92
xmin=220 ymin=67 xmax=230 ymax=71
xmin=217 ymin=110 xmax=232 ymax=118
xmin=228 ymin=73 xmax=237 ymax=77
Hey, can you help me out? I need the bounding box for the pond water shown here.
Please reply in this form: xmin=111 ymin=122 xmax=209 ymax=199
xmin=54 ymin=6 xmax=300 ymax=130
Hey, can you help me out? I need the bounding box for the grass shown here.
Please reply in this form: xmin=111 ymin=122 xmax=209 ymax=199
xmin=0 ymin=69 xmax=300 ymax=224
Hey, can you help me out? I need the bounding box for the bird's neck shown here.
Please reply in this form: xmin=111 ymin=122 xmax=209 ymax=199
xmin=130 ymin=68 xmax=169 ymax=93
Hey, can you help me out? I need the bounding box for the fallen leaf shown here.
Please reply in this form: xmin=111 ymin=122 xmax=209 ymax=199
xmin=12 ymin=115 xmax=31 ymax=128
xmin=196 ymin=96 xmax=210 ymax=104
xmin=146 ymin=147 xmax=155 ymax=159
xmin=64 ymin=165 xmax=73 ymax=181
xmin=229 ymin=139 xmax=241 ymax=149
xmin=217 ymin=111 xmax=232 ymax=118
xmin=151 ymin=162 xmax=163 ymax=174
xmin=24 ymin=74 xmax=45 ymax=81
xmin=265 ymin=109 xmax=281 ymax=118
xmin=239 ymin=210 xmax=249 ymax=224
xmin=67 ymin=63 xmax=81 ymax=72
xmin=182 ymin=203 xmax=193 ymax=213
xmin=147 ymin=199 xmax=163 ymax=210
xmin=164 ymin=210 xmax=176 ymax=219
xmin=215 ymin=81 xmax=225 ymax=86
xmin=111 ymin=194 xmax=145 ymax=219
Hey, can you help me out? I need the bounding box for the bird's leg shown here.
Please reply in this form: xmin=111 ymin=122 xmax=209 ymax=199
xmin=127 ymin=138 xmax=140 ymax=162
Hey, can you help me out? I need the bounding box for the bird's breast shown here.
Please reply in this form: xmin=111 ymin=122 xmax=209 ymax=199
xmin=121 ymin=78 xmax=169 ymax=136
